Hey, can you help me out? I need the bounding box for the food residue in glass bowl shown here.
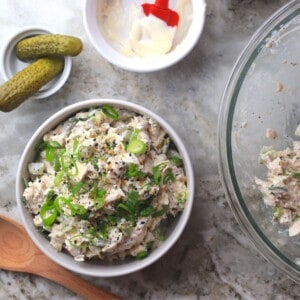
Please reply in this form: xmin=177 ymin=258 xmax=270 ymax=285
xmin=255 ymin=125 xmax=300 ymax=237
xmin=97 ymin=0 xmax=195 ymax=57
xmin=22 ymin=105 xmax=187 ymax=261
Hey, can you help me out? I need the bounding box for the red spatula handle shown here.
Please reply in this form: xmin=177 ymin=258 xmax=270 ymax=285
xmin=155 ymin=0 xmax=169 ymax=9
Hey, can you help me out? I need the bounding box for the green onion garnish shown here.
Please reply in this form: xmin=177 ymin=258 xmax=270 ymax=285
xmin=40 ymin=190 xmax=58 ymax=226
xmin=126 ymin=129 xmax=147 ymax=155
xmin=40 ymin=204 xmax=57 ymax=227
xmin=170 ymin=156 xmax=183 ymax=166
xmin=54 ymin=196 xmax=72 ymax=215
xmin=273 ymin=207 xmax=283 ymax=219
xmin=162 ymin=171 xmax=175 ymax=184
xmin=140 ymin=206 xmax=155 ymax=217
xmin=71 ymin=181 xmax=84 ymax=195
xmin=54 ymin=171 xmax=64 ymax=186
xmin=152 ymin=165 xmax=162 ymax=185
xmin=136 ymin=251 xmax=148 ymax=260
xmin=93 ymin=188 xmax=106 ymax=210
xmin=126 ymin=163 xmax=145 ymax=179
xmin=102 ymin=105 xmax=119 ymax=120
xmin=71 ymin=203 xmax=87 ymax=217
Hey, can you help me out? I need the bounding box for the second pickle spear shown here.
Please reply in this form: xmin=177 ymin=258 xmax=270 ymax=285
xmin=16 ymin=34 xmax=83 ymax=61
xmin=0 ymin=57 xmax=64 ymax=112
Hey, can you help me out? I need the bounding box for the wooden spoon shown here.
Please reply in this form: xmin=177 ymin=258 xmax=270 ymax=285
xmin=0 ymin=214 xmax=120 ymax=300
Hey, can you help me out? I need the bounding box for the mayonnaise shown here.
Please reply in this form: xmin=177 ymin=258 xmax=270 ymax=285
xmin=97 ymin=0 xmax=193 ymax=58
xmin=129 ymin=14 xmax=177 ymax=57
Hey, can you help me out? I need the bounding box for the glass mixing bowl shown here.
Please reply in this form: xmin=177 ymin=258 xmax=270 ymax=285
xmin=218 ymin=0 xmax=300 ymax=283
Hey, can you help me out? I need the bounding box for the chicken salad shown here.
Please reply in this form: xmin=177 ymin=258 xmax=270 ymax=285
xmin=23 ymin=105 xmax=187 ymax=261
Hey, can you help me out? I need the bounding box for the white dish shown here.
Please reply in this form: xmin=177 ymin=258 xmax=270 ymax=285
xmin=0 ymin=26 xmax=72 ymax=100
xmin=16 ymin=98 xmax=195 ymax=277
xmin=83 ymin=0 xmax=206 ymax=72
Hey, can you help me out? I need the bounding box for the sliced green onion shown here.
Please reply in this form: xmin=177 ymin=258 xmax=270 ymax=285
xmin=94 ymin=188 xmax=106 ymax=210
xmin=127 ymin=139 xmax=147 ymax=155
xmin=45 ymin=146 xmax=55 ymax=162
xmin=40 ymin=190 xmax=58 ymax=226
xmin=45 ymin=141 xmax=62 ymax=163
xmin=40 ymin=203 xmax=57 ymax=226
xmin=106 ymin=215 xmax=118 ymax=224
xmin=293 ymin=173 xmax=300 ymax=179
xmin=95 ymin=221 xmax=109 ymax=239
xmin=36 ymin=141 xmax=48 ymax=153
xmin=152 ymin=165 xmax=162 ymax=185
xmin=162 ymin=171 xmax=175 ymax=184
xmin=136 ymin=251 xmax=148 ymax=260
xmin=152 ymin=206 xmax=167 ymax=217
xmin=126 ymin=163 xmax=145 ymax=179
xmin=126 ymin=129 xmax=147 ymax=155
xmin=54 ymin=196 xmax=72 ymax=215
xmin=70 ymin=203 xmax=87 ymax=216
xmin=60 ymin=153 xmax=71 ymax=173
xmin=140 ymin=206 xmax=155 ymax=217
xmin=170 ymin=156 xmax=183 ymax=166
xmin=273 ymin=207 xmax=283 ymax=219
xmin=102 ymin=105 xmax=119 ymax=120
xmin=61 ymin=155 xmax=78 ymax=177
xmin=48 ymin=141 xmax=61 ymax=148
xmin=72 ymin=181 xmax=84 ymax=195
xmin=117 ymin=203 xmax=133 ymax=214
xmin=127 ymin=190 xmax=139 ymax=208
xmin=53 ymin=155 xmax=61 ymax=172
xmin=157 ymin=234 xmax=165 ymax=241
xmin=146 ymin=241 xmax=154 ymax=250
xmin=45 ymin=190 xmax=57 ymax=203
xmin=54 ymin=171 xmax=64 ymax=186
xmin=73 ymin=138 xmax=80 ymax=155
xmin=70 ymin=160 xmax=79 ymax=176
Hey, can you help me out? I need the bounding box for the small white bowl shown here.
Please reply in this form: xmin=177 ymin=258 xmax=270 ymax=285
xmin=16 ymin=99 xmax=195 ymax=277
xmin=0 ymin=26 xmax=72 ymax=100
xmin=83 ymin=0 xmax=206 ymax=72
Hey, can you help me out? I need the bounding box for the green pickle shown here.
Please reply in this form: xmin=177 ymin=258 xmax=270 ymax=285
xmin=0 ymin=57 xmax=64 ymax=112
xmin=16 ymin=34 xmax=83 ymax=61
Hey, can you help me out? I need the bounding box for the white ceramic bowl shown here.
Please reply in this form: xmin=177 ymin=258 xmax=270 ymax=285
xmin=16 ymin=99 xmax=194 ymax=277
xmin=0 ymin=26 xmax=72 ymax=100
xmin=83 ymin=0 xmax=206 ymax=72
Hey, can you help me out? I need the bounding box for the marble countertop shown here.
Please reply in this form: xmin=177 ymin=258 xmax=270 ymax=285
xmin=0 ymin=0 xmax=299 ymax=299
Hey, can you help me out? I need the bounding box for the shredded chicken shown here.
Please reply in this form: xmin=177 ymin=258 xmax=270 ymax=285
xmin=256 ymin=126 xmax=300 ymax=236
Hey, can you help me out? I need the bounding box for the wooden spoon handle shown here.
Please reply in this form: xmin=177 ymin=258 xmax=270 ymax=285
xmin=36 ymin=264 xmax=120 ymax=300
xmin=0 ymin=215 xmax=119 ymax=299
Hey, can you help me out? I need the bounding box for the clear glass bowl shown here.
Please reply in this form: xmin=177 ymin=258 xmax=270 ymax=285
xmin=218 ymin=0 xmax=300 ymax=283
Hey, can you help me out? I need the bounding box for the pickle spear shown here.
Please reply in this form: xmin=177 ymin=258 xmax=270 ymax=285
xmin=0 ymin=57 xmax=64 ymax=112
xmin=16 ymin=34 xmax=83 ymax=61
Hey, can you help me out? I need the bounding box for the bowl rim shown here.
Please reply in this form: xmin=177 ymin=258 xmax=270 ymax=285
xmin=82 ymin=0 xmax=206 ymax=72
xmin=16 ymin=98 xmax=195 ymax=277
xmin=0 ymin=25 xmax=72 ymax=100
xmin=217 ymin=0 xmax=300 ymax=283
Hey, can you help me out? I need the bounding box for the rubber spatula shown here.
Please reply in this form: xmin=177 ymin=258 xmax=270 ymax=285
xmin=141 ymin=0 xmax=179 ymax=27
